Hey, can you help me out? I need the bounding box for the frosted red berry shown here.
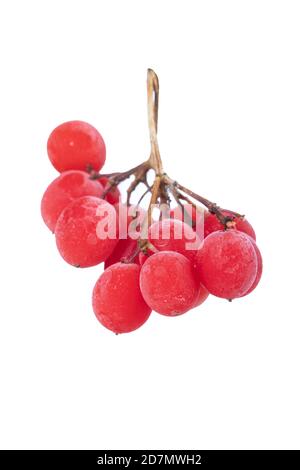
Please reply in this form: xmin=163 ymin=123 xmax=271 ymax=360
xmin=55 ymin=196 xmax=118 ymax=267
xmin=140 ymin=251 xmax=198 ymax=316
xmin=93 ymin=263 xmax=151 ymax=333
xmin=47 ymin=120 xmax=106 ymax=173
xmin=41 ymin=170 xmax=104 ymax=232
xmin=195 ymin=230 xmax=258 ymax=299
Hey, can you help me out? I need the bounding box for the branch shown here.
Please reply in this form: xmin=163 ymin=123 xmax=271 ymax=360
xmin=165 ymin=176 xmax=243 ymax=227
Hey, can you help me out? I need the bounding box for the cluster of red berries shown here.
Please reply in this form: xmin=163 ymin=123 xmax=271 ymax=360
xmin=41 ymin=119 xmax=262 ymax=334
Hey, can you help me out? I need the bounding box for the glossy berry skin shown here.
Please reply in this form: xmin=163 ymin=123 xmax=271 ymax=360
xmin=55 ymin=196 xmax=118 ymax=267
xmin=195 ymin=230 xmax=257 ymax=299
xmin=149 ymin=219 xmax=201 ymax=262
xmin=204 ymin=211 xmax=256 ymax=240
xmin=140 ymin=251 xmax=198 ymax=316
xmin=47 ymin=121 xmax=106 ymax=173
xmin=193 ymin=283 xmax=209 ymax=308
xmin=98 ymin=176 xmax=121 ymax=206
xmin=41 ymin=170 xmax=104 ymax=232
xmin=93 ymin=263 xmax=151 ymax=333
xmin=241 ymin=238 xmax=263 ymax=296
xmin=104 ymin=238 xmax=139 ymax=269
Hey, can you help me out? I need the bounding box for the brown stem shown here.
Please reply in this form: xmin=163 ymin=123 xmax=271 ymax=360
xmin=165 ymin=176 xmax=243 ymax=227
xmin=147 ymin=69 xmax=163 ymax=175
xmin=124 ymin=71 xmax=164 ymax=258
xmin=218 ymin=208 xmax=245 ymax=218
xmin=175 ymin=190 xmax=202 ymax=215
xmin=90 ymin=162 xmax=151 ymax=201
xmin=135 ymin=186 xmax=152 ymax=207
xmin=134 ymin=70 xmax=164 ymax=248
xmin=126 ymin=162 xmax=151 ymax=205
xmin=168 ymin=185 xmax=194 ymax=227
xmin=90 ymin=162 xmax=146 ymax=182
xmin=159 ymin=182 xmax=171 ymax=208
xmin=147 ymin=175 xmax=161 ymax=227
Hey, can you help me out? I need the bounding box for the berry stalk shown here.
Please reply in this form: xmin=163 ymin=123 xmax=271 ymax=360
xmin=91 ymin=69 xmax=244 ymax=232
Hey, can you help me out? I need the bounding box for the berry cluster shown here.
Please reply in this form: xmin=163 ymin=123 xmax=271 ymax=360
xmin=41 ymin=70 xmax=262 ymax=334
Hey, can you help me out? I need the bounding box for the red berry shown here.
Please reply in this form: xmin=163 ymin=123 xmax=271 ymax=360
xmin=98 ymin=176 xmax=121 ymax=206
xmin=55 ymin=196 xmax=118 ymax=267
xmin=149 ymin=218 xmax=201 ymax=262
xmin=104 ymin=238 xmax=139 ymax=269
xmin=41 ymin=170 xmax=104 ymax=232
xmin=241 ymin=238 xmax=263 ymax=296
xmin=93 ymin=263 xmax=151 ymax=333
xmin=47 ymin=121 xmax=106 ymax=173
xmin=204 ymin=211 xmax=256 ymax=240
xmin=195 ymin=230 xmax=257 ymax=299
xmin=140 ymin=251 xmax=198 ymax=316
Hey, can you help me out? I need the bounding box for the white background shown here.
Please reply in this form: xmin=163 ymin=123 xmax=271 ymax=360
xmin=0 ymin=0 xmax=299 ymax=450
